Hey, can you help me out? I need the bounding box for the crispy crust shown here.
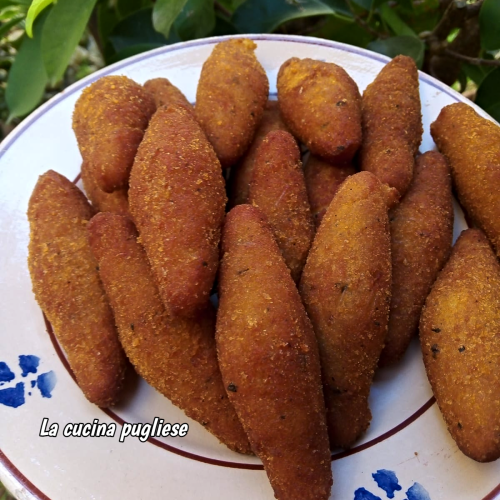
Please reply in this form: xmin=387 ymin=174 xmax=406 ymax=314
xmin=228 ymin=100 xmax=291 ymax=207
xmin=277 ymin=57 xmax=362 ymax=164
xmin=128 ymin=104 xmax=226 ymax=316
xmin=143 ymin=77 xmax=194 ymax=113
xmin=73 ymin=75 xmax=156 ymax=193
xmin=379 ymin=151 xmax=453 ymax=366
xmin=248 ymin=130 xmax=314 ymax=283
xmin=217 ymin=204 xmax=332 ymax=500
xmin=196 ymin=38 xmax=269 ymax=168
xmin=87 ymin=213 xmax=251 ymax=454
xmin=360 ymin=55 xmax=422 ymax=197
xmin=304 ymin=155 xmax=356 ymax=228
xmin=300 ymin=171 xmax=391 ymax=448
xmin=431 ymin=102 xmax=500 ymax=256
xmin=27 ymin=170 xmax=128 ymax=407
xmin=420 ymin=229 xmax=500 ymax=462
xmin=81 ymin=161 xmax=129 ymax=216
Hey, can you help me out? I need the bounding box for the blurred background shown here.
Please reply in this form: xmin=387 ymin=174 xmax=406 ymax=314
xmin=0 ymin=0 xmax=498 ymax=141
xmin=0 ymin=482 xmax=13 ymax=500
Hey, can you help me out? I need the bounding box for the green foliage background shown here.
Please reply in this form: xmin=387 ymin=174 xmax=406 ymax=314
xmin=0 ymin=0 xmax=499 ymax=137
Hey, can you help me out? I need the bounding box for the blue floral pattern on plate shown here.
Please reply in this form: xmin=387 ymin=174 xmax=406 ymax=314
xmin=0 ymin=355 xmax=56 ymax=407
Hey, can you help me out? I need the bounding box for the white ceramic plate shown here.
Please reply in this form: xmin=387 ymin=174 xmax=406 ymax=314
xmin=0 ymin=34 xmax=498 ymax=500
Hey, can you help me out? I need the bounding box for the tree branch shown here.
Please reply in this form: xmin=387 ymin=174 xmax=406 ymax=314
xmin=346 ymin=0 xmax=387 ymax=39
xmin=444 ymin=49 xmax=500 ymax=66
xmin=88 ymin=9 xmax=103 ymax=56
xmin=465 ymin=0 xmax=484 ymax=17
xmin=430 ymin=0 xmax=483 ymax=41
xmin=214 ymin=1 xmax=232 ymax=19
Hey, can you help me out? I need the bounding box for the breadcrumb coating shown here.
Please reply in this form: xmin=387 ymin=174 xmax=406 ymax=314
xmin=81 ymin=161 xmax=129 ymax=216
xmin=196 ymin=38 xmax=269 ymax=168
xmin=300 ymin=171 xmax=391 ymax=449
xmin=129 ymin=104 xmax=226 ymax=316
xmin=87 ymin=213 xmax=251 ymax=454
xmin=277 ymin=57 xmax=362 ymax=164
xmin=304 ymin=155 xmax=356 ymax=228
xmin=248 ymin=130 xmax=314 ymax=283
xmin=380 ymin=151 xmax=453 ymax=366
xmin=420 ymin=229 xmax=500 ymax=462
xmin=361 ymin=55 xmax=423 ymax=197
xmin=73 ymin=75 xmax=155 ymax=193
xmin=27 ymin=170 xmax=128 ymax=407
xmin=217 ymin=204 xmax=332 ymax=500
xmin=143 ymin=77 xmax=194 ymax=113
xmin=431 ymin=102 xmax=500 ymax=256
xmin=228 ymin=100 xmax=291 ymax=207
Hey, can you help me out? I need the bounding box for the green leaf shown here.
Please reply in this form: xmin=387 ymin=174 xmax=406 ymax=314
xmin=311 ymin=13 xmax=373 ymax=47
xmin=482 ymin=101 xmax=500 ymax=123
xmin=6 ymin=9 xmax=48 ymax=120
xmin=174 ymin=0 xmax=215 ymax=40
xmin=108 ymin=7 xmax=174 ymax=54
xmin=480 ymin=0 xmax=500 ymax=51
xmin=0 ymin=55 xmax=14 ymax=68
xmin=116 ymin=0 xmax=152 ymax=19
xmin=351 ymin=0 xmax=372 ymax=10
xmin=462 ymin=62 xmax=494 ymax=87
xmin=153 ymin=0 xmax=187 ymax=37
xmin=322 ymin=0 xmax=350 ymax=16
xmin=107 ymin=43 xmax=164 ymax=64
xmin=379 ymin=3 xmax=415 ymax=36
xmin=0 ymin=0 xmax=31 ymax=7
xmin=0 ymin=0 xmax=30 ymax=7
xmin=41 ymin=0 xmax=98 ymax=86
xmin=446 ymin=27 xmax=459 ymax=43
xmin=210 ymin=12 xmax=238 ymax=36
xmin=368 ymin=35 xmax=425 ymax=68
xmin=475 ymin=67 xmax=500 ymax=122
xmin=97 ymin=1 xmax=120 ymax=44
xmin=401 ymin=0 xmax=438 ymax=34
xmin=0 ymin=13 xmax=24 ymax=38
xmin=395 ymin=0 xmax=413 ymax=13
xmin=25 ymin=0 xmax=54 ymax=38
xmin=353 ymin=0 xmax=393 ymax=11
xmin=232 ymin=0 xmax=349 ymax=34
xmin=217 ymin=0 xmax=247 ymax=12
xmin=349 ymin=0 xmax=389 ymax=11
xmin=0 ymin=4 xmax=25 ymax=20
xmin=457 ymin=68 xmax=467 ymax=93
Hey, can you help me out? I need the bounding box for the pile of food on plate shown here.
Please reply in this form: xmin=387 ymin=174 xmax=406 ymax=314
xmin=26 ymin=37 xmax=500 ymax=500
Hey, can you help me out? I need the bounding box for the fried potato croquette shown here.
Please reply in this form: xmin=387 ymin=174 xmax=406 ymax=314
xmin=248 ymin=130 xmax=314 ymax=283
xmin=361 ymin=55 xmax=423 ymax=197
xmin=87 ymin=213 xmax=251 ymax=454
xmin=300 ymin=172 xmax=392 ymax=448
xmin=217 ymin=204 xmax=332 ymax=500
xmin=27 ymin=170 xmax=128 ymax=407
xmin=143 ymin=77 xmax=194 ymax=113
xmin=277 ymin=57 xmax=362 ymax=164
xmin=73 ymin=76 xmax=156 ymax=193
xmin=304 ymin=154 xmax=356 ymax=228
xmin=228 ymin=100 xmax=291 ymax=207
xmin=81 ymin=161 xmax=129 ymax=216
xmin=73 ymin=75 xmax=156 ymax=193
xmin=196 ymin=38 xmax=269 ymax=168
xmin=379 ymin=152 xmax=453 ymax=366
xmin=420 ymin=229 xmax=500 ymax=463
xmin=431 ymin=102 xmax=500 ymax=256
xmin=129 ymin=104 xmax=226 ymax=316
